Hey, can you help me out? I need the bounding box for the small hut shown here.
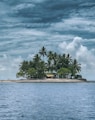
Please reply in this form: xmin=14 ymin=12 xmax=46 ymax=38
xmin=46 ymin=73 xmax=55 ymax=78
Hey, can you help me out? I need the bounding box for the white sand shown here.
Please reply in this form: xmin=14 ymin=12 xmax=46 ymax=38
xmin=0 ymin=78 xmax=87 ymax=83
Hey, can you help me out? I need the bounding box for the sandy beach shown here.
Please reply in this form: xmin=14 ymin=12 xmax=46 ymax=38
xmin=0 ymin=78 xmax=87 ymax=83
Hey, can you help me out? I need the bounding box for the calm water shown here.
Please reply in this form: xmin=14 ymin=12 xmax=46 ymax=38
xmin=0 ymin=83 xmax=95 ymax=120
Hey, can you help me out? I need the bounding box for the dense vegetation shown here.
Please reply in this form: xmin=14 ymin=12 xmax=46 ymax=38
xmin=17 ymin=47 xmax=82 ymax=79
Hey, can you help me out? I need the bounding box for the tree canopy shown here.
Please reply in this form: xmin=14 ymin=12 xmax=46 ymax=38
xmin=17 ymin=47 xmax=81 ymax=79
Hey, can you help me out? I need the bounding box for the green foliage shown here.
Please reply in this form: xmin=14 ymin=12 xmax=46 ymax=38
xmin=58 ymin=68 xmax=71 ymax=78
xmin=17 ymin=47 xmax=81 ymax=79
xmin=27 ymin=68 xmax=37 ymax=79
xmin=70 ymin=59 xmax=81 ymax=77
xmin=39 ymin=46 xmax=47 ymax=58
xmin=16 ymin=70 xmax=25 ymax=78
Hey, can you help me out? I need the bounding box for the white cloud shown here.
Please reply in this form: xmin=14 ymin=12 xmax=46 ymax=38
xmin=0 ymin=55 xmax=23 ymax=79
xmin=50 ymin=17 xmax=95 ymax=33
xmin=59 ymin=37 xmax=82 ymax=56
xmin=59 ymin=37 xmax=95 ymax=80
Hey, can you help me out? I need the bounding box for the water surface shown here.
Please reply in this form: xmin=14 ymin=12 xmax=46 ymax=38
xmin=0 ymin=83 xmax=95 ymax=120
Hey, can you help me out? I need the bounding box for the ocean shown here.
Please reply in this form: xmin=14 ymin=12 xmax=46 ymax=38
xmin=0 ymin=83 xmax=95 ymax=120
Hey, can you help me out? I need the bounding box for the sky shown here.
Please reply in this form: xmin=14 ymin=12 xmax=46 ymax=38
xmin=0 ymin=0 xmax=95 ymax=80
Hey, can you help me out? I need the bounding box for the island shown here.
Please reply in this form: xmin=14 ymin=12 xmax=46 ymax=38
xmin=15 ymin=46 xmax=86 ymax=83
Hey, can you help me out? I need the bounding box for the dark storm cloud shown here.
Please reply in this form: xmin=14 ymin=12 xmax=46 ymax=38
xmin=9 ymin=0 xmax=95 ymax=24
xmin=1 ymin=0 xmax=95 ymax=29
xmin=7 ymin=0 xmax=82 ymax=26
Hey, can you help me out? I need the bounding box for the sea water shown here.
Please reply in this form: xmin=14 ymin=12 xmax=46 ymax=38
xmin=0 ymin=83 xmax=95 ymax=120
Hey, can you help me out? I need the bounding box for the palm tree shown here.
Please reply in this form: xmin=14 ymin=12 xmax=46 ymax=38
xmin=37 ymin=61 xmax=46 ymax=78
xmin=53 ymin=52 xmax=58 ymax=71
xmin=17 ymin=47 xmax=82 ymax=80
xmin=27 ymin=68 xmax=37 ymax=79
xmin=33 ymin=54 xmax=46 ymax=78
xmin=20 ymin=60 xmax=29 ymax=73
xmin=39 ymin=46 xmax=47 ymax=61
xmin=33 ymin=54 xmax=41 ymax=70
xmin=58 ymin=67 xmax=71 ymax=78
xmin=56 ymin=54 xmax=62 ymax=70
xmin=33 ymin=54 xmax=41 ymax=63
xmin=70 ymin=59 xmax=81 ymax=78
xmin=17 ymin=60 xmax=29 ymax=78
xmin=47 ymin=51 xmax=53 ymax=60
xmin=73 ymin=59 xmax=81 ymax=73
xmin=47 ymin=51 xmax=54 ymax=72
xmin=65 ymin=54 xmax=72 ymax=68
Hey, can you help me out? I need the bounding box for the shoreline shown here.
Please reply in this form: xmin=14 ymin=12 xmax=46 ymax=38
xmin=0 ymin=78 xmax=90 ymax=83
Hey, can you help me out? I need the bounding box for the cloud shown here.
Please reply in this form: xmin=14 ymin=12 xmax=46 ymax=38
xmin=50 ymin=17 xmax=95 ymax=33
xmin=59 ymin=37 xmax=95 ymax=80
xmin=0 ymin=65 xmax=6 ymax=71
xmin=13 ymin=3 xmax=35 ymax=11
xmin=59 ymin=37 xmax=82 ymax=55
xmin=0 ymin=55 xmax=23 ymax=80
